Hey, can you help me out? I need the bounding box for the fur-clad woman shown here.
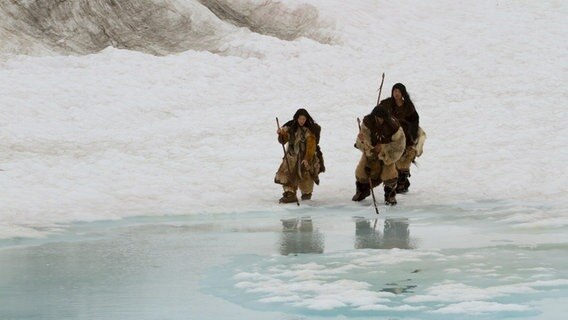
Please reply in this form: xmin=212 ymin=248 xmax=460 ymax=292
xmin=352 ymin=105 xmax=406 ymax=205
xmin=275 ymin=109 xmax=323 ymax=203
xmin=378 ymin=83 xmax=426 ymax=193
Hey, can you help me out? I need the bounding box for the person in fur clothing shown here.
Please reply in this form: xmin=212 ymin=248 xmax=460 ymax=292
xmin=378 ymin=83 xmax=426 ymax=193
xmin=274 ymin=108 xmax=323 ymax=203
xmin=353 ymin=105 xmax=406 ymax=205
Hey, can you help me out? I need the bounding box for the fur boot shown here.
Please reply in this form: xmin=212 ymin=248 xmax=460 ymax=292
xmin=352 ymin=181 xmax=371 ymax=201
xmin=384 ymin=179 xmax=398 ymax=205
xmin=279 ymin=191 xmax=298 ymax=204
xmin=396 ymin=170 xmax=411 ymax=193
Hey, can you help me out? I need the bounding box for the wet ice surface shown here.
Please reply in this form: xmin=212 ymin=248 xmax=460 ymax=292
xmin=1 ymin=201 xmax=567 ymax=320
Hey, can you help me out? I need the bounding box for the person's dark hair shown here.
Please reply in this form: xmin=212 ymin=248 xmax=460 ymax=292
xmin=392 ymin=83 xmax=415 ymax=107
xmin=371 ymin=105 xmax=391 ymax=119
xmin=371 ymin=104 xmax=398 ymax=128
xmin=287 ymin=108 xmax=321 ymax=143
xmin=291 ymin=108 xmax=315 ymax=129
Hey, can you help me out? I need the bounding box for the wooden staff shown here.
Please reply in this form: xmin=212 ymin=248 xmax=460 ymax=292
xmin=376 ymin=72 xmax=385 ymax=105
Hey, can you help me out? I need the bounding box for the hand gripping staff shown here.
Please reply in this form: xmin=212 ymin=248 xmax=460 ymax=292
xmin=276 ymin=117 xmax=300 ymax=206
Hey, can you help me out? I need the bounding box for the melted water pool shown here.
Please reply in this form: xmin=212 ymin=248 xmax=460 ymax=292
xmin=1 ymin=202 xmax=566 ymax=319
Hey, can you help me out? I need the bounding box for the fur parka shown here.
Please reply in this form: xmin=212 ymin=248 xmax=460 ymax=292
xmin=275 ymin=124 xmax=322 ymax=186
xmin=355 ymin=114 xmax=406 ymax=165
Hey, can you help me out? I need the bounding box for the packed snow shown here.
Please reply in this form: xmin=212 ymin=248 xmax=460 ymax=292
xmin=1 ymin=0 xmax=567 ymax=241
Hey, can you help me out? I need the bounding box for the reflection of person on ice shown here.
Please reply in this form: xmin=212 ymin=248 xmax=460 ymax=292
xmin=352 ymin=105 xmax=405 ymax=205
xmin=275 ymin=109 xmax=324 ymax=204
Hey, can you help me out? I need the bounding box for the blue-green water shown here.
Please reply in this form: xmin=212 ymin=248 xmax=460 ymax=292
xmin=1 ymin=203 xmax=566 ymax=319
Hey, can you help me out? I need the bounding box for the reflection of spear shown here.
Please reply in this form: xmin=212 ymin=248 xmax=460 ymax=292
xmin=357 ymin=117 xmax=379 ymax=215
xmin=376 ymin=72 xmax=385 ymax=105
xmin=276 ymin=117 xmax=299 ymax=206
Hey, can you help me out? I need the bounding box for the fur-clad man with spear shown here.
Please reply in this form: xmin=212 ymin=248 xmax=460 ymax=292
xmin=275 ymin=108 xmax=324 ymax=204
xmin=352 ymin=105 xmax=406 ymax=205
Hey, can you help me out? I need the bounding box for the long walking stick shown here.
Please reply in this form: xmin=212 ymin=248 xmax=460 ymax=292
xmin=276 ymin=117 xmax=300 ymax=206
xmin=376 ymin=72 xmax=385 ymax=105
xmin=357 ymin=117 xmax=380 ymax=215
